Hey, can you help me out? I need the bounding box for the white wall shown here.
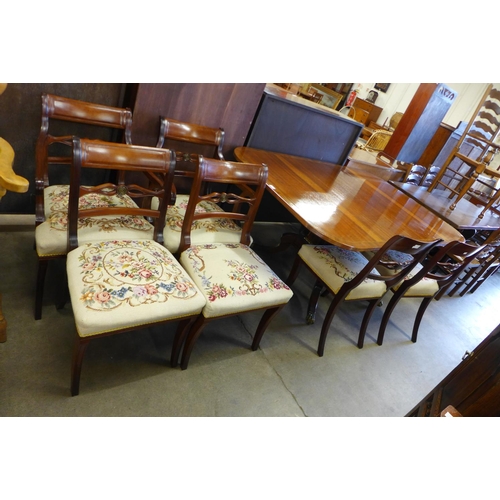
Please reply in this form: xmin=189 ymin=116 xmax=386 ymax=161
xmin=354 ymin=83 xmax=492 ymax=128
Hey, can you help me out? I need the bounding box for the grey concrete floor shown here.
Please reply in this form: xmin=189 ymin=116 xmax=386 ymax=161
xmin=1 ymin=222 xmax=499 ymax=417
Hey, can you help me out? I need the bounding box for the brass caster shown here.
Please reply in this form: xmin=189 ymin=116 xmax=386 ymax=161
xmin=306 ymin=313 xmax=315 ymax=325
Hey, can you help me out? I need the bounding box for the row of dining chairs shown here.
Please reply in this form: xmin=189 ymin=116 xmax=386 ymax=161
xmin=32 ymin=94 xmax=293 ymax=395
xmin=34 ymin=93 xmax=241 ymax=320
xmin=65 ymin=138 xmax=293 ymax=395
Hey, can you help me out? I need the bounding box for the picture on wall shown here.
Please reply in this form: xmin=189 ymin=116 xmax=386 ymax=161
xmin=374 ymin=83 xmax=390 ymax=93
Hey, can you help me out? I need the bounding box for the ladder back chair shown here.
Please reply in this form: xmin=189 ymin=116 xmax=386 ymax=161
xmin=170 ymin=156 xmax=294 ymax=369
xmin=65 ymin=138 xmax=206 ymax=395
xmin=286 ymin=236 xmax=441 ymax=356
xmin=376 ymin=241 xmax=485 ymax=346
xmin=428 ymin=84 xmax=500 ymax=215
xmin=155 ymin=117 xmax=245 ymax=254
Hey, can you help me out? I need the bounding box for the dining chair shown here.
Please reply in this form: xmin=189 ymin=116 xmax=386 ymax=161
xmin=65 ymin=138 xmax=206 ymax=395
xmin=446 ymin=242 xmax=500 ymax=297
xmin=376 ymin=241 xmax=485 ymax=346
xmin=286 ymin=236 xmax=440 ymax=356
xmin=155 ymin=117 xmax=245 ymax=255
xmin=35 ymin=93 xmax=134 ymax=225
xmin=170 ymin=156 xmax=294 ymax=370
xmin=427 ymin=84 xmax=500 ymax=215
xmin=34 ymin=93 xmax=135 ymax=319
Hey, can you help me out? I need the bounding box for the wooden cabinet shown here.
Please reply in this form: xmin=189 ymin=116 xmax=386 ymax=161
xmin=352 ymin=97 xmax=382 ymax=125
xmin=406 ymin=323 xmax=500 ymax=417
xmin=384 ymin=83 xmax=458 ymax=164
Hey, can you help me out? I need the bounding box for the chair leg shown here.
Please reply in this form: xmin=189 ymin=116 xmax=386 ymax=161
xmin=170 ymin=317 xmax=195 ymax=368
xmin=180 ymin=314 xmax=209 ymax=370
xmin=286 ymin=253 xmax=303 ymax=286
xmin=35 ymin=259 xmax=49 ymax=320
xmin=357 ymin=299 xmax=379 ymax=349
xmin=306 ymin=279 xmax=324 ymax=325
xmin=317 ymin=293 xmax=346 ymax=357
xmin=251 ymin=305 xmax=285 ymax=350
xmin=377 ymin=288 xmax=406 ymax=346
xmin=411 ymin=297 xmax=433 ymax=343
xmin=449 ymin=170 xmax=482 ymax=210
xmin=70 ymin=336 xmax=90 ymax=396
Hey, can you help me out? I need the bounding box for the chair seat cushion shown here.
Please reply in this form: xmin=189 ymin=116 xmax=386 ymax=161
xmin=180 ymin=243 xmax=293 ymax=318
xmin=299 ymin=245 xmax=387 ymax=300
xmin=163 ymin=194 xmax=243 ymax=253
xmin=393 ymin=262 xmax=440 ymax=297
xmin=66 ymin=239 xmax=206 ymax=337
xmin=36 ymin=212 xmax=155 ymax=257
xmin=44 ymin=185 xmax=138 ymax=218
xmin=362 ymin=249 xmax=414 ymax=276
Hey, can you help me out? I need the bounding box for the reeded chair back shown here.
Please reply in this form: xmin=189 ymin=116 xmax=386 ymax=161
xmin=35 ymin=93 xmax=133 ymax=226
xmin=286 ymin=235 xmax=441 ymax=356
xmin=172 ymin=156 xmax=293 ymax=369
xmin=65 ymin=139 xmax=207 ymax=395
xmin=428 ymin=84 xmax=500 ymax=215
xmin=377 ymin=240 xmax=486 ymax=346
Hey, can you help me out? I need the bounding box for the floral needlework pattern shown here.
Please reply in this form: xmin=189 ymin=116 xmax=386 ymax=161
xmin=185 ymin=244 xmax=290 ymax=303
xmin=48 ymin=212 xmax=152 ymax=233
xmin=77 ymin=240 xmax=199 ymax=311
xmin=165 ymin=201 xmax=241 ymax=233
xmin=312 ymin=246 xmax=362 ymax=282
xmin=47 ymin=185 xmax=138 ymax=213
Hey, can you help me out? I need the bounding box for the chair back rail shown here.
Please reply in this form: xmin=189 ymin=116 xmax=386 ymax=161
xmin=35 ymin=94 xmax=134 ymax=225
xmin=68 ymin=138 xmax=176 ymax=251
xmin=178 ymin=157 xmax=268 ymax=253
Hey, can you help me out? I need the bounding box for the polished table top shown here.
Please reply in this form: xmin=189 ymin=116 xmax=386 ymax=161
xmin=390 ymin=182 xmax=500 ymax=232
xmin=234 ymin=147 xmax=464 ymax=251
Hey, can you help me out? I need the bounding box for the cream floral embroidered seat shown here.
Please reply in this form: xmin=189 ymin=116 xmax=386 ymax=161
xmin=34 ymin=93 xmax=136 ymax=319
xmin=155 ymin=117 xmax=245 ymax=254
xmin=169 ymin=156 xmax=293 ymax=370
xmin=286 ymin=236 xmax=440 ymax=356
xmin=65 ymin=139 xmax=206 ymax=396
xmin=376 ymin=240 xmax=485 ymax=346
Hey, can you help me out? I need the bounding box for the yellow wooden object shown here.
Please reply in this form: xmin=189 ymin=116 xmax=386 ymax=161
xmin=0 ymin=137 xmax=29 ymax=197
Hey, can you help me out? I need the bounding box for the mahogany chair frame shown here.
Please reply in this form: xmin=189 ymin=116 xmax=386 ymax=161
xmin=286 ymin=235 xmax=441 ymax=356
xmin=377 ymin=241 xmax=486 ymax=346
xmin=35 ymin=93 xmax=133 ymax=226
xmin=447 ymin=243 xmax=500 ymax=297
xmin=67 ymin=138 xmax=189 ymax=396
xmin=170 ymin=156 xmax=291 ymax=370
xmin=34 ymin=94 xmax=134 ymax=320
